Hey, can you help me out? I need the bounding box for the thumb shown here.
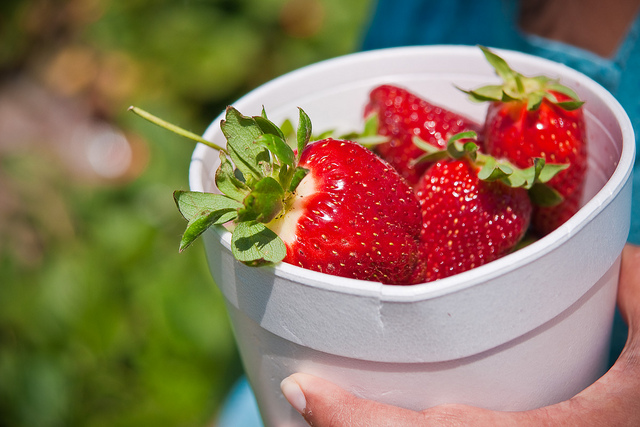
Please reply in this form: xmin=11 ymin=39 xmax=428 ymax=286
xmin=280 ymin=373 xmax=425 ymax=427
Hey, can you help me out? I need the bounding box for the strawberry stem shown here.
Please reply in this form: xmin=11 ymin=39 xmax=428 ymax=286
xmin=128 ymin=106 xmax=225 ymax=152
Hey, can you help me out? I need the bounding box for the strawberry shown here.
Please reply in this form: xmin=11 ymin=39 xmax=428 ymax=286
xmin=464 ymin=46 xmax=587 ymax=236
xmin=130 ymin=106 xmax=425 ymax=285
xmin=364 ymin=84 xmax=482 ymax=185
xmin=271 ymin=137 xmax=425 ymax=284
xmin=412 ymin=131 xmax=563 ymax=281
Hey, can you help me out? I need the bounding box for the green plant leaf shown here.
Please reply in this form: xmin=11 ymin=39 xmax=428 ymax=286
xmin=315 ymin=129 xmax=336 ymax=140
xmin=256 ymin=134 xmax=295 ymax=167
xmin=537 ymin=161 xmax=569 ymax=182
xmin=231 ymin=221 xmax=286 ymax=264
xmin=411 ymin=131 xmax=479 ymax=165
xmin=447 ymin=131 xmax=478 ymax=159
xmin=288 ymin=166 xmax=309 ymax=192
xmin=237 ymin=176 xmax=284 ymax=223
xmin=526 ymin=92 xmax=544 ymax=111
xmin=478 ymin=157 xmax=517 ymax=182
xmin=479 ymin=45 xmax=517 ymax=85
xmin=220 ymin=106 xmax=270 ymax=182
xmin=173 ymin=190 xmax=242 ymax=222
xmin=463 ymin=85 xmax=504 ymax=102
xmin=280 ymin=118 xmax=295 ymax=147
xmin=528 ymin=183 xmax=564 ymax=207
xmin=173 ymin=191 xmax=243 ymax=251
xmin=498 ymin=165 xmax=527 ymax=187
xmin=362 ymin=112 xmax=379 ymax=136
xmin=546 ymin=83 xmax=584 ymax=111
xmin=255 ymin=111 xmax=286 ymax=140
xmin=215 ymin=151 xmax=250 ymax=201
xmin=353 ymin=135 xmax=389 ymax=145
xmin=296 ymin=108 xmax=312 ymax=160
xmin=410 ymin=137 xmax=449 ymax=165
xmin=340 ymin=113 xmax=389 ymax=147
xmin=179 ymin=209 xmax=231 ymax=252
xmin=555 ymin=100 xmax=585 ymax=111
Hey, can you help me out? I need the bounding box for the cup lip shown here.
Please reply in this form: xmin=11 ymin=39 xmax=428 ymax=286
xmin=189 ymin=45 xmax=636 ymax=302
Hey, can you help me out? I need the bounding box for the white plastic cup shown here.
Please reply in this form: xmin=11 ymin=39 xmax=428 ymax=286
xmin=189 ymin=46 xmax=635 ymax=427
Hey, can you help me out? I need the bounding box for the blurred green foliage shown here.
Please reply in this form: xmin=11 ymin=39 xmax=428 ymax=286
xmin=0 ymin=0 xmax=373 ymax=425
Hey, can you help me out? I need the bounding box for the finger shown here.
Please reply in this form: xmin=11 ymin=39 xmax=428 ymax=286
xmin=282 ymin=374 xmax=537 ymax=427
xmin=281 ymin=373 xmax=427 ymax=427
xmin=616 ymin=243 xmax=640 ymax=332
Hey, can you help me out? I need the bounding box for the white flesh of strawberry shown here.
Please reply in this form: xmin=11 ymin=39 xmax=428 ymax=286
xmin=266 ymin=171 xmax=317 ymax=245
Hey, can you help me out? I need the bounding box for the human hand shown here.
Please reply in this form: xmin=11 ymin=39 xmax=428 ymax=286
xmin=280 ymin=243 xmax=640 ymax=427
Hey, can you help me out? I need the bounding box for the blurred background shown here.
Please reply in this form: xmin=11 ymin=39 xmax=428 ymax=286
xmin=0 ymin=0 xmax=373 ymax=425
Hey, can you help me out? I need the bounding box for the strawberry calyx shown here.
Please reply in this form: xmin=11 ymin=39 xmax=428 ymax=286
xmin=411 ymin=131 xmax=568 ymax=206
xmin=130 ymin=105 xmax=315 ymax=265
xmin=461 ymin=46 xmax=584 ymax=111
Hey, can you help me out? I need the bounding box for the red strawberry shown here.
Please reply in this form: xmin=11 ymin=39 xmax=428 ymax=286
xmin=465 ymin=46 xmax=587 ymax=236
xmin=131 ymin=106 xmax=425 ymax=285
xmin=416 ymin=158 xmax=532 ymax=281
xmin=269 ymin=137 xmax=425 ymax=285
xmin=412 ymin=132 xmax=557 ymax=281
xmin=364 ymin=84 xmax=482 ymax=185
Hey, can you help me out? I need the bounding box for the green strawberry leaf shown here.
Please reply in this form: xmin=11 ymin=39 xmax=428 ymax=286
xmin=546 ymin=83 xmax=585 ymax=111
xmin=478 ymin=157 xmax=518 ymax=183
xmin=503 ymin=165 xmax=532 ymax=187
xmin=280 ymin=118 xmax=295 ymax=147
xmin=255 ymin=111 xmax=286 ymax=141
xmin=530 ymin=75 xmax=552 ymax=86
xmin=462 ymin=85 xmax=504 ymax=102
xmin=256 ymin=134 xmax=295 ymax=167
xmin=288 ymin=166 xmax=310 ymax=192
xmin=237 ymin=176 xmax=285 ymax=223
xmin=363 ymin=112 xmax=380 ymax=136
xmin=480 ymin=157 xmax=568 ymax=191
xmin=526 ymin=92 xmax=544 ymax=111
xmin=411 ymin=131 xmax=479 ymax=165
xmin=174 ymin=191 xmax=243 ymax=251
xmin=555 ymin=99 xmax=586 ymax=111
xmin=411 ymin=137 xmax=450 ymax=164
xmin=479 ymin=45 xmax=518 ymax=86
xmin=512 ymin=74 xmax=526 ymax=97
xmin=231 ymin=221 xmax=286 ymax=265
xmin=355 ymin=135 xmax=390 ymax=145
xmin=507 ymin=160 xmax=540 ymax=189
xmin=447 ymin=131 xmax=478 ymax=159
xmin=509 ymin=158 xmax=567 ymax=189
xmin=179 ymin=209 xmax=234 ymax=252
xmin=296 ymin=108 xmax=312 ymax=160
xmin=537 ymin=161 xmax=569 ymax=182
xmin=174 ymin=190 xmax=242 ymax=222
xmin=221 ymin=107 xmax=270 ymax=183
xmin=341 ymin=113 xmax=390 ymax=146
xmin=215 ymin=151 xmax=251 ymax=201
xmin=528 ymin=182 xmax=564 ymax=207
xmin=311 ymin=129 xmax=334 ymax=140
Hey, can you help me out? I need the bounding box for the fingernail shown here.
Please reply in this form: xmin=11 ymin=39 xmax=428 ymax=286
xmin=280 ymin=376 xmax=306 ymax=414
